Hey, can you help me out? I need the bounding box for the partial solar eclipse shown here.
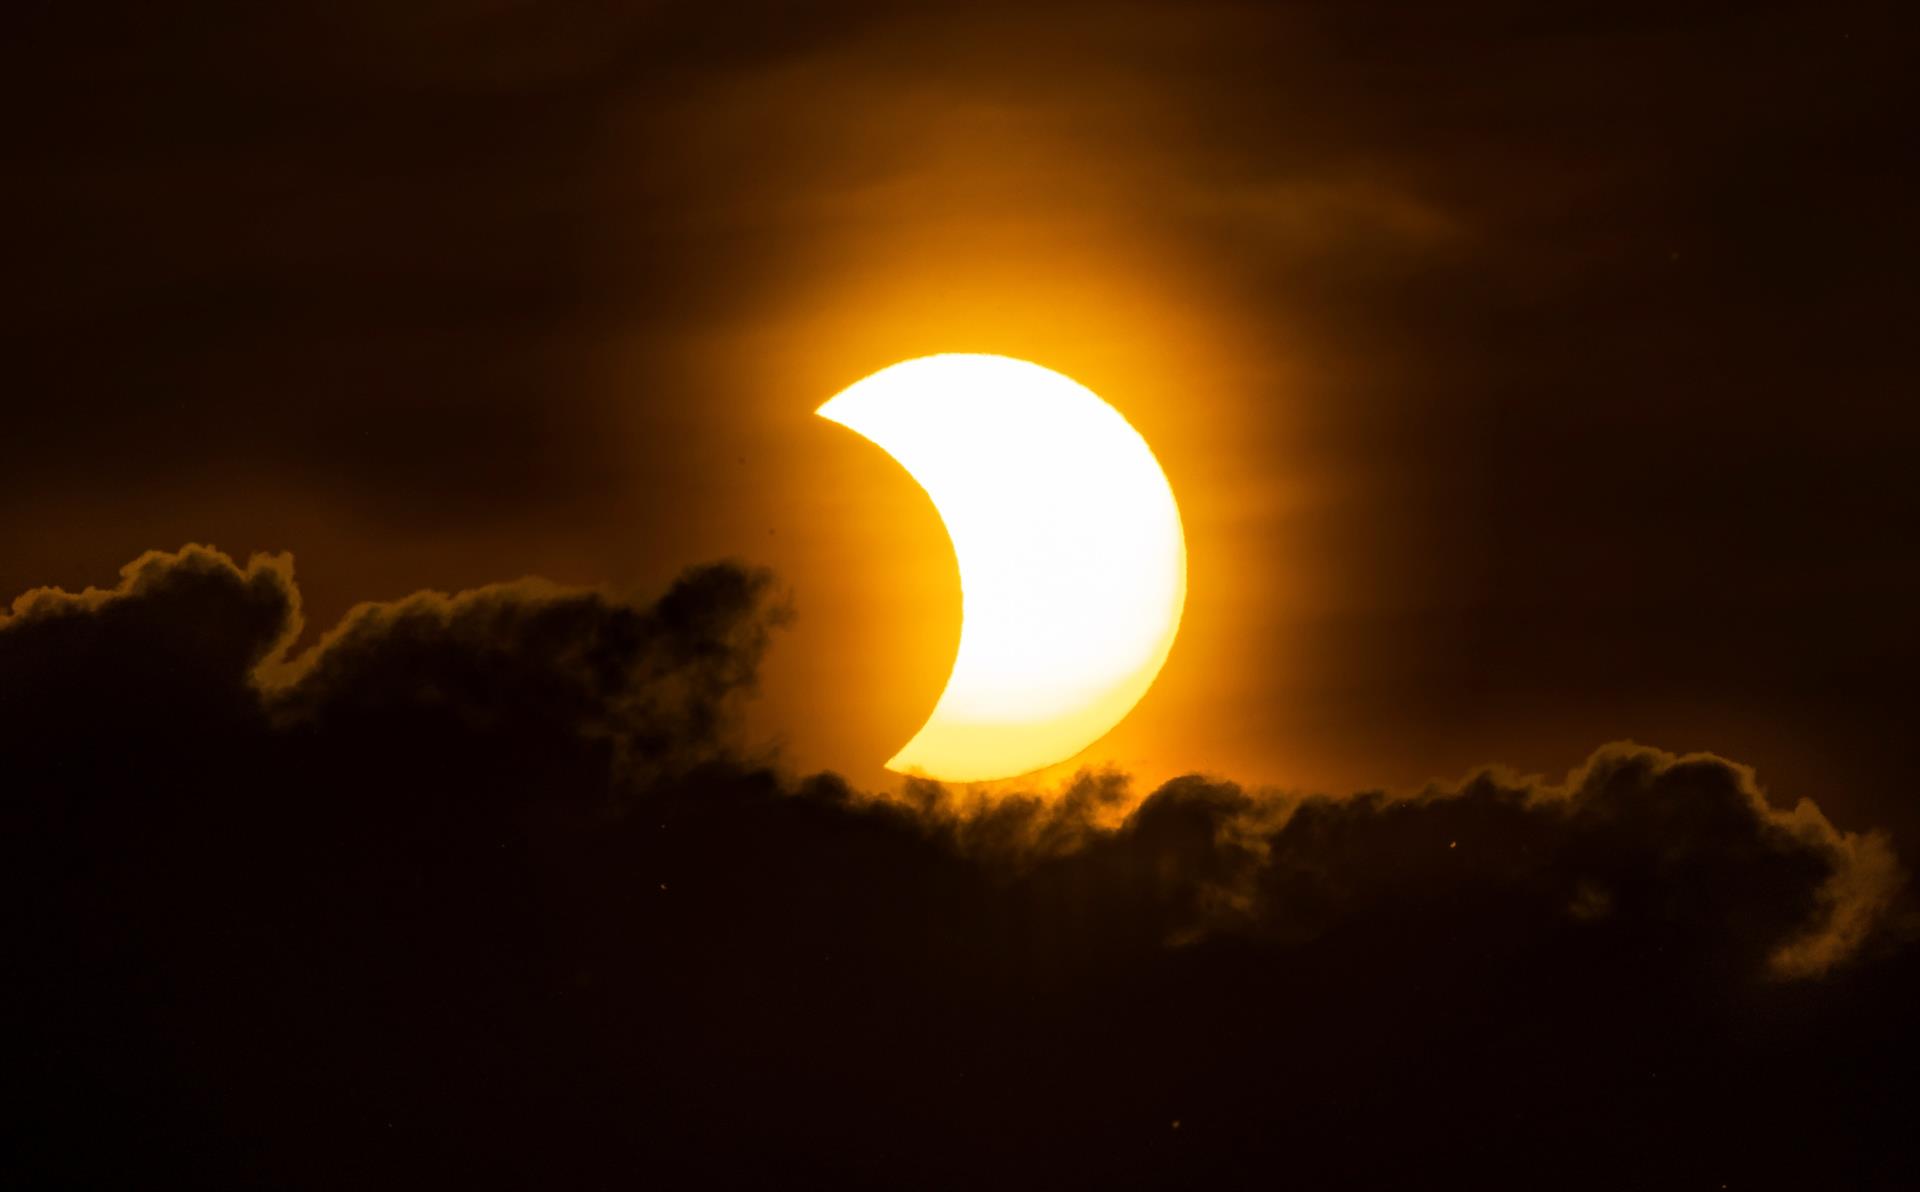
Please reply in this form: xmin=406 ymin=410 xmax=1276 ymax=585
xmin=818 ymin=354 xmax=1186 ymax=782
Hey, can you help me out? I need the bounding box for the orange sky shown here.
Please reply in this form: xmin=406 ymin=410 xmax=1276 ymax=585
xmin=5 ymin=1 xmax=1914 ymax=839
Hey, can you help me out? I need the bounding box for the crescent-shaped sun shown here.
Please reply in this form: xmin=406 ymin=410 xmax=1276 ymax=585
xmin=818 ymin=354 xmax=1186 ymax=783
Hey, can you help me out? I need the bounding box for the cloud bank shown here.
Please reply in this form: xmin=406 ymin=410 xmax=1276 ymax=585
xmin=4 ymin=547 xmax=1912 ymax=1188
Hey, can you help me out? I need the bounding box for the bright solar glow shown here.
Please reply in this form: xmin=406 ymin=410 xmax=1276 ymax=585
xmin=818 ymin=354 xmax=1186 ymax=782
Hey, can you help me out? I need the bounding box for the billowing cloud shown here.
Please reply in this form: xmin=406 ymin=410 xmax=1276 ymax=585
xmin=4 ymin=547 xmax=1912 ymax=1188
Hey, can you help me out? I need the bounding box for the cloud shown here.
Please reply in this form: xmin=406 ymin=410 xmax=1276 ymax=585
xmin=263 ymin=557 xmax=789 ymax=782
xmin=2 ymin=544 xmax=785 ymax=790
xmin=880 ymin=743 xmax=1901 ymax=982
xmin=4 ymin=546 xmax=1913 ymax=1188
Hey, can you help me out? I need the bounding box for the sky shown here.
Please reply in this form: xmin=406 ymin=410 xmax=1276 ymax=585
xmin=6 ymin=2 xmax=1917 ymax=1186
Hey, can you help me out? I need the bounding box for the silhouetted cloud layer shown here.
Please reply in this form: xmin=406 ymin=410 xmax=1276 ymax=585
xmin=5 ymin=548 xmax=1914 ymax=1189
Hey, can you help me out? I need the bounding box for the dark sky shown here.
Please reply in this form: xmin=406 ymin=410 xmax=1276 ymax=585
xmin=8 ymin=0 xmax=1916 ymax=815
xmin=5 ymin=2 xmax=1917 ymax=1186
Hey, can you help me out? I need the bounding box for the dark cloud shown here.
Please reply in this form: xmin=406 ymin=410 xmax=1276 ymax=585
xmin=5 ymin=547 xmax=1913 ymax=1188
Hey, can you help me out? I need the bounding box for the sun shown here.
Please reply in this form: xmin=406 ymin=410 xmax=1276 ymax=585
xmin=818 ymin=354 xmax=1186 ymax=782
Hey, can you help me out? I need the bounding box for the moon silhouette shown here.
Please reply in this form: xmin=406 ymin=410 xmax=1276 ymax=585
xmin=818 ymin=354 xmax=1186 ymax=783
